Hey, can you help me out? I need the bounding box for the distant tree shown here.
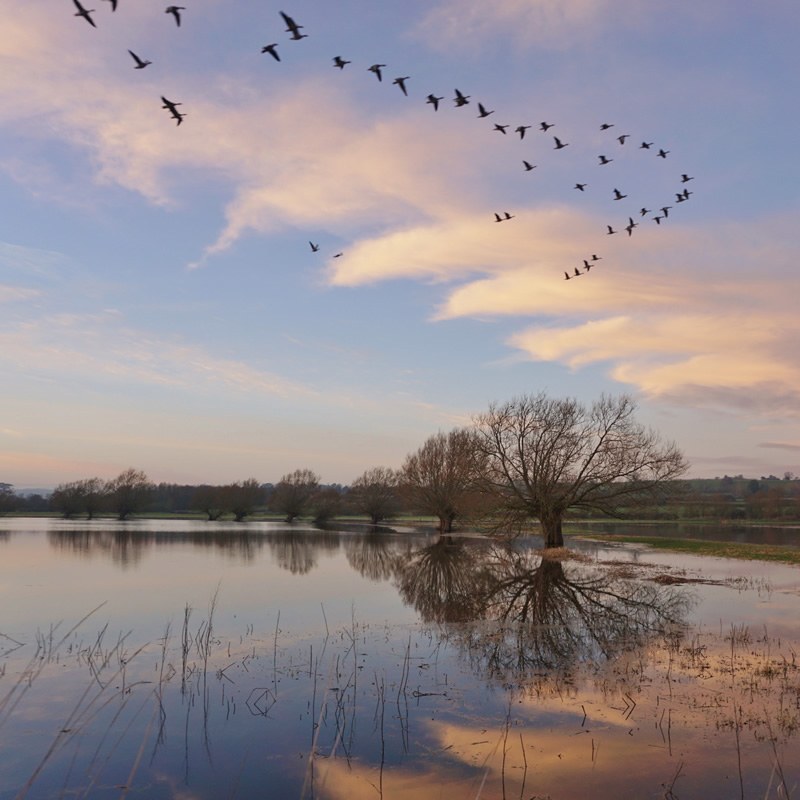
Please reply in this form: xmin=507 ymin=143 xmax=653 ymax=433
xmin=350 ymin=466 xmax=401 ymax=524
xmin=474 ymin=393 xmax=688 ymax=548
xmin=192 ymin=484 xmax=226 ymax=520
xmin=50 ymin=481 xmax=86 ymax=518
xmin=0 ymin=483 xmax=15 ymax=514
xmin=401 ymin=429 xmax=486 ymax=534
xmin=106 ymin=468 xmax=154 ymax=520
xmin=269 ymin=469 xmax=320 ymax=522
xmin=312 ymin=486 xmax=342 ymax=525
xmin=223 ymin=478 xmax=265 ymax=522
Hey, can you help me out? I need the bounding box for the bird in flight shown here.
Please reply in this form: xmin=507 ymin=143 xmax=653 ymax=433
xmin=426 ymin=94 xmax=443 ymax=111
xmin=332 ymin=56 xmax=350 ymax=69
xmin=368 ymin=64 xmax=385 ymax=81
xmin=653 ymin=215 xmax=664 ymax=225
xmin=607 ymin=225 xmax=617 ymax=235
xmin=591 ymin=254 xmax=602 ymax=261
xmin=598 ymin=154 xmax=612 ymax=165
xmin=309 ymin=241 xmax=320 ymax=252
xmin=564 ymin=271 xmax=572 ymax=280
xmin=494 ymin=124 xmax=508 ymax=134
xmin=681 ymin=173 xmax=694 ymax=183
xmin=515 ymin=125 xmax=531 ymax=139
xmin=661 ymin=205 xmax=672 ymax=218
xmin=280 ymin=11 xmax=306 ymax=40
xmin=453 ymin=89 xmax=470 ymax=107
xmin=393 ymin=76 xmax=410 ymax=96
xmin=477 ymin=103 xmax=493 ymax=118
xmin=600 ymin=122 xmax=614 ymax=130
xmin=261 ymin=43 xmax=280 ymax=61
xmin=640 ymin=207 xmax=651 ymax=216
xmin=128 ymin=50 xmax=151 ymax=69
xmin=165 ymin=6 xmax=185 ymax=26
xmin=613 ymin=188 xmax=627 ymax=200
xmin=617 ymin=134 xmax=630 ymax=145
xmin=640 ymin=141 xmax=654 ymax=149
xmin=161 ymin=95 xmax=185 ymax=124
xmin=494 ymin=212 xmax=514 ymax=222
xmin=522 ymin=160 xmax=536 ymax=171
xmin=540 ymin=121 xmax=554 ymax=131
xmin=625 ymin=217 xmax=638 ymax=236
xmin=553 ymin=136 xmax=568 ymax=150
xmin=73 ymin=0 xmax=96 ymax=27
xmin=574 ymin=183 xmax=587 ymax=191
xmin=583 ymin=259 xmax=593 ymax=271
xmin=657 ymin=148 xmax=670 ymax=158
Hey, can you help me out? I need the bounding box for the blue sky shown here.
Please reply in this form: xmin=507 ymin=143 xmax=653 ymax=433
xmin=2 ymin=0 xmax=800 ymax=488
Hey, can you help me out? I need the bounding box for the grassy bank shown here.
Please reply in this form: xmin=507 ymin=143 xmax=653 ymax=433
xmin=582 ymin=533 xmax=800 ymax=565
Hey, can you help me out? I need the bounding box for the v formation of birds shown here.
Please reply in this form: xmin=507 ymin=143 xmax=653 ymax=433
xmin=70 ymin=2 xmax=696 ymax=281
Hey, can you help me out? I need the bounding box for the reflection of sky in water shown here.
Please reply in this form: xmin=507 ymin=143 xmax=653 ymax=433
xmin=1 ymin=518 xmax=799 ymax=799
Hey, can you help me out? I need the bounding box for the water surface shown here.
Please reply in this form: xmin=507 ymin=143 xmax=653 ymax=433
xmin=1 ymin=518 xmax=799 ymax=799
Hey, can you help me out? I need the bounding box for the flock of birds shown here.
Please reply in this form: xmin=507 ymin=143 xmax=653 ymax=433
xmin=69 ymin=2 xmax=696 ymax=281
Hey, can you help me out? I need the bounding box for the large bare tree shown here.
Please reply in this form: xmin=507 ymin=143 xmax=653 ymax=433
xmin=474 ymin=393 xmax=688 ymax=547
xmin=269 ymin=468 xmax=320 ymax=522
xmin=106 ymin=468 xmax=154 ymax=521
xmin=401 ymin=428 xmax=485 ymax=534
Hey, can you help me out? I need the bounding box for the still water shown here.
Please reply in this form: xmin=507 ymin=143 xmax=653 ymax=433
xmin=1 ymin=518 xmax=799 ymax=799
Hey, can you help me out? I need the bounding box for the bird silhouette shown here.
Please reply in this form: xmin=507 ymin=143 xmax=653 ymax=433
xmin=583 ymin=259 xmax=593 ymax=270
xmin=393 ymin=76 xmax=410 ymax=95
xmin=128 ymin=49 xmax=151 ymax=69
xmin=261 ymin=43 xmax=280 ymax=61
xmin=661 ymin=206 xmax=672 ymax=218
xmin=309 ymin=241 xmax=320 ymax=252
xmin=617 ymin=134 xmax=630 ymax=145
xmin=280 ymin=11 xmax=306 ymax=40
xmin=73 ymin=0 xmax=96 ymax=27
xmin=426 ymin=94 xmax=443 ymax=111
xmin=332 ymin=56 xmax=350 ymax=69
xmin=591 ymin=254 xmax=602 ymax=261
xmin=165 ymin=6 xmax=184 ymax=26
xmin=367 ymin=64 xmax=385 ymax=81
xmin=515 ymin=125 xmax=531 ymax=139
xmin=574 ymin=183 xmax=587 ymax=191
xmin=161 ymin=96 xmax=185 ymax=125
xmin=564 ymin=271 xmax=571 ymax=280
xmin=598 ymin=154 xmax=612 ymax=165
xmin=494 ymin=124 xmax=508 ymax=134
xmin=653 ymin=215 xmax=664 ymax=224
xmin=522 ymin=160 xmax=536 ymax=171
xmin=574 ymin=267 xmax=582 ymax=277
xmin=477 ymin=102 xmax=493 ymax=118
xmin=613 ymin=188 xmax=627 ymax=200
xmin=640 ymin=141 xmax=654 ymax=149
xmin=453 ymin=89 xmax=470 ymax=107
xmin=640 ymin=207 xmax=651 ymax=216
xmin=494 ymin=211 xmax=514 ymax=222
xmin=600 ymin=122 xmax=614 ymax=130
xmin=681 ymin=173 xmax=694 ymax=183
xmin=657 ymin=148 xmax=670 ymax=158
xmin=607 ymin=225 xmax=617 ymax=235
xmin=625 ymin=217 xmax=638 ymax=236
xmin=553 ymin=136 xmax=568 ymax=150
xmin=540 ymin=121 xmax=554 ymax=131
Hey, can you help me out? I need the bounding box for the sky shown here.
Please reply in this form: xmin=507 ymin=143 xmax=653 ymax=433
xmin=2 ymin=0 xmax=800 ymax=489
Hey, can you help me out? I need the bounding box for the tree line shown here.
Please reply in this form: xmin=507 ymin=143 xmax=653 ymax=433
xmin=1 ymin=393 xmax=695 ymax=548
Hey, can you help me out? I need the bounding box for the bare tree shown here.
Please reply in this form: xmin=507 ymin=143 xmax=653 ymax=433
xmin=106 ymin=468 xmax=154 ymax=520
xmin=349 ymin=466 xmax=400 ymax=524
xmin=401 ymin=428 xmax=485 ymax=534
xmin=474 ymin=393 xmax=688 ymax=547
xmin=222 ymin=478 xmax=265 ymax=522
xmin=269 ymin=469 xmax=320 ymax=522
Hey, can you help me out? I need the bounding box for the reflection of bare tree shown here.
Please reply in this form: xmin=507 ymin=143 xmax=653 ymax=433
xmin=466 ymin=548 xmax=692 ymax=677
xmin=394 ymin=537 xmax=495 ymax=623
xmin=343 ymin=532 xmax=412 ymax=583
xmin=267 ymin=530 xmax=341 ymax=575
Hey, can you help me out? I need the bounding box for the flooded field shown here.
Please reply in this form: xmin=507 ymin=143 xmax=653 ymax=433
xmin=1 ymin=518 xmax=799 ymax=799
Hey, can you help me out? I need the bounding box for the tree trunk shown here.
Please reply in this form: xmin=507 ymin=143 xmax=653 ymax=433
xmin=540 ymin=514 xmax=564 ymax=548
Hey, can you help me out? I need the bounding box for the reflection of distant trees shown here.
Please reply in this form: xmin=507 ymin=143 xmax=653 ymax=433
xmin=344 ymin=531 xmax=413 ymax=582
xmin=266 ymin=530 xmax=341 ymax=575
xmin=47 ymin=529 xmax=270 ymax=567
